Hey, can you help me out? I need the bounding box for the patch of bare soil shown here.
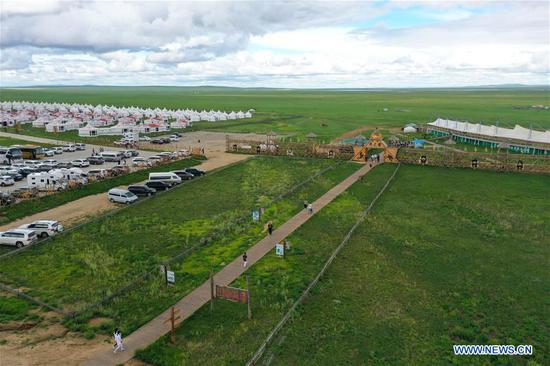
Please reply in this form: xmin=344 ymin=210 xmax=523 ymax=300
xmin=0 ymin=330 xmax=110 ymax=366
xmin=332 ymin=126 xmax=374 ymax=143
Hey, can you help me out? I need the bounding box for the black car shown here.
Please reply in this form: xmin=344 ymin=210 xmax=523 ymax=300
xmin=37 ymin=163 xmax=58 ymax=172
xmin=128 ymin=185 xmax=156 ymax=196
xmin=161 ymin=138 xmax=171 ymax=144
xmin=16 ymin=167 xmax=37 ymax=177
xmin=171 ymin=170 xmax=194 ymax=180
xmin=151 ymin=139 xmax=163 ymax=144
xmin=128 ymin=150 xmax=139 ymax=157
xmin=184 ymin=168 xmax=206 ymax=177
xmin=4 ymin=171 xmax=23 ymax=181
xmin=88 ymin=156 xmax=105 ymax=165
xmin=173 ymin=132 xmax=182 ymax=137
xmin=145 ymin=180 xmax=170 ymax=191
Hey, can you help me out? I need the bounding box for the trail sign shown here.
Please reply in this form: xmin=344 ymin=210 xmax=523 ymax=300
xmin=275 ymin=243 xmax=284 ymax=257
xmin=166 ymin=270 xmax=175 ymax=285
xmin=215 ymin=285 xmax=248 ymax=304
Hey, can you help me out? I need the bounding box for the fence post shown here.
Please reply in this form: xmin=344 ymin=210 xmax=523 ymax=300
xmin=247 ymin=275 xmax=252 ymax=320
xmin=210 ymin=268 xmax=215 ymax=312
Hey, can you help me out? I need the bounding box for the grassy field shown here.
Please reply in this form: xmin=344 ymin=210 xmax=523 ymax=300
xmin=136 ymin=165 xmax=549 ymax=366
xmin=0 ymin=157 xmax=202 ymax=226
xmin=1 ymin=87 xmax=549 ymax=142
xmin=0 ymin=135 xmax=57 ymax=148
xmin=0 ymin=157 xmax=360 ymax=336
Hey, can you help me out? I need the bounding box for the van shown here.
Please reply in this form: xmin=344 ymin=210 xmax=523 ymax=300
xmin=148 ymin=172 xmax=182 ymax=186
xmin=107 ymin=188 xmax=138 ymax=204
xmin=100 ymin=151 xmax=124 ymax=162
xmin=0 ymin=147 xmax=23 ymax=164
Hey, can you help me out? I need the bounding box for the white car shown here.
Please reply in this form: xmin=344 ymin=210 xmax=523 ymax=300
xmin=0 ymin=229 xmax=38 ymax=248
xmin=121 ymin=150 xmax=133 ymax=158
xmin=43 ymin=148 xmax=55 ymax=157
xmin=24 ymin=160 xmax=42 ymax=167
xmin=169 ymin=136 xmax=180 ymax=142
xmin=148 ymin=156 xmax=162 ymax=163
xmin=75 ymin=143 xmax=86 ymax=151
xmin=62 ymin=144 xmax=76 ymax=152
xmin=139 ymin=136 xmax=151 ymax=141
xmin=132 ymin=157 xmax=151 ymax=167
xmin=176 ymin=149 xmax=190 ymax=157
xmin=53 ymin=147 xmax=64 ymax=154
xmin=71 ymin=159 xmax=90 ymax=168
xmin=42 ymin=159 xmax=58 ymax=165
xmin=107 ymin=188 xmax=138 ymax=204
xmin=18 ymin=220 xmax=64 ymax=239
xmin=0 ymin=175 xmax=15 ymax=186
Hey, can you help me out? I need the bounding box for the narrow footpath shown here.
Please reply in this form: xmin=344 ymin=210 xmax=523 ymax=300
xmin=83 ymin=159 xmax=381 ymax=366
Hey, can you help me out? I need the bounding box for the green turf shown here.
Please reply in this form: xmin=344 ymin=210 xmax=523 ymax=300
xmin=0 ymin=295 xmax=39 ymax=324
xmin=1 ymin=87 xmax=549 ymax=142
xmin=0 ymin=156 xmax=360 ymax=335
xmin=0 ymin=135 xmax=57 ymax=148
xmin=0 ymin=157 xmax=203 ymax=226
xmin=135 ymin=165 xmax=549 ymax=366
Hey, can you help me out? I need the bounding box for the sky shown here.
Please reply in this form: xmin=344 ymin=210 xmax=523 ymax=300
xmin=0 ymin=0 xmax=548 ymax=88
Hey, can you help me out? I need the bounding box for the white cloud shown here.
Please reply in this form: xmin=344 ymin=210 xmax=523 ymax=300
xmin=0 ymin=0 xmax=548 ymax=87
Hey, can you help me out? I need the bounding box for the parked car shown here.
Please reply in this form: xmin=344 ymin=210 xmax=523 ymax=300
xmin=147 ymin=156 xmax=162 ymax=164
xmin=151 ymin=139 xmax=164 ymax=144
xmin=43 ymin=159 xmax=58 ymax=165
xmin=87 ymin=156 xmax=105 ymax=165
xmin=139 ymin=135 xmax=151 ymax=141
xmin=145 ymin=180 xmax=170 ymax=191
xmin=0 ymin=229 xmax=38 ymax=248
xmin=87 ymin=169 xmax=108 ymax=180
xmin=128 ymin=150 xmax=139 ymax=157
xmin=62 ymin=144 xmax=77 ymax=152
xmin=43 ymin=148 xmax=55 ymax=157
xmin=173 ymin=132 xmax=182 ymax=137
xmin=111 ymin=165 xmax=130 ymax=176
xmin=100 ymin=151 xmax=124 ymax=162
xmin=148 ymin=172 xmax=182 ymax=186
xmin=57 ymin=162 xmax=73 ymax=169
xmin=132 ymin=157 xmax=151 ymax=167
xmin=158 ymin=152 xmax=176 ymax=160
xmin=4 ymin=171 xmax=24 ymax=181
xmin=36 ymin=163 xmax=57 ymax=172
xmin=75 ymin=143 xmax=86 ymax=151
xmin=71 ymin=159 xmax=90 ymax=168
xmin=171 ymin=170 xmax=194 ymax=180
xmin=107 ymin=188 xmax=138 ymax=204
xmin=18 ymin=220 xmax=64 ymax=239
xmin=161 ymin=138 xmax=171 ymax=144
xmin=24 ymin=160 xmax=42 ymax=167
xmin=176 ymin=149 xmax=190 ymax=157
xmin=127 ymin=185 xmax=156 ymax=197
xmin=184 ymin=168 xmax=206 ymax=177
xmin=0 ymin=175 xmax=15 ymax=186
xmin=52 ymin=147 xmax=64 ymax=155
xmin=169 ymin=135 xmax=180 ymax=142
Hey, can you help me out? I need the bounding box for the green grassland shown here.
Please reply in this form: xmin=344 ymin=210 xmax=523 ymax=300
xmin=0 ymin=135 xmax=57 ymax=148
xmin=136 ymin=165 xmax=549 ymax=366
xmin=0 ymin=157 xmax=361 ymax=336
xmin=1 ymin=87 xmax=549 ymax=142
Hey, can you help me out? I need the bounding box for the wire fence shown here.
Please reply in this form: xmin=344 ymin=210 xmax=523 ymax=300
xmin=246 ymin=163 xmax=401 ymax=366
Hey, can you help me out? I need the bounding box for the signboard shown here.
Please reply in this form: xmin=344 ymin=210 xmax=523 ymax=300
xmin=166 ymin=270 xmax=175 ymax=285
xmin=252 ymin=210 xmax=260 ymax=221
xmin=275 ymin=243 xmax=285 ymax=257
xmin=215 ymin=285 xmax=248 ymax=304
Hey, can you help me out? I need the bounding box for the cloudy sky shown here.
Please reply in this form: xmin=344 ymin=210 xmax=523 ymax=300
xmin=0 ymin=0 xmax=548 ymax=87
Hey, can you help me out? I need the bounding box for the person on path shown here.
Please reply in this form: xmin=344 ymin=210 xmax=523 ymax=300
xmin=92 ymin=148 xmax=95 ymax=156
xmin=303 ymin=200 xmax=308 ymax=210
xmin=267 ymin=221 xmax=273 ymax=235
xmin=113 ymin=328 xmax=125 ymax=353
xmin=307 ymin=203 xmax=314 ymax=215
xmin=243 ymin=252 xmax=248 ymax=267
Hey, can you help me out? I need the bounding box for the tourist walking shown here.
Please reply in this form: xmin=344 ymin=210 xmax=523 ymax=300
xmin=267 ymin=221 xmax=273 ymax=235
xmin=113 ymin=328 xmax=124 ymax=353
xmin=303 ymin=200 xmax=308 ymax=210
xmin=242 ymin=252 xmax=248 ymax=267
xmin=307 ymin=203 xmax=313 ymax=215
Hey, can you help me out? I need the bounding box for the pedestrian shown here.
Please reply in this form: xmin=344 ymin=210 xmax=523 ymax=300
xmin=303 ymin=200 xmax=308 ymax=210
xmin=92 ymin=148 xmax=95 ymax=156
xmin=307 ymin=203 xmax=313 ymax=215
xmin=267 ymin=221 xmax=273 ymax=235
xmin=242 ymin=252 xmax=248 ymax=267
xmin=113 ymin=328 xmax=125 ymax=353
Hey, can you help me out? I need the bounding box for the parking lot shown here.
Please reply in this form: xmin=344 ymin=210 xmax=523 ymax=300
xmin=1 ymin=143 xmax=161 ymax=193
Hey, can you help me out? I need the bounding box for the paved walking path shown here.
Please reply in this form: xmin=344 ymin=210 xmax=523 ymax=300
xmin=83 ymin=160 xmax=381 ymax=366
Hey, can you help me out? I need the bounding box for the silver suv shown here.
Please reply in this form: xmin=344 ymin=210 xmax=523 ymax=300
xmin=18 ymin=220 xmax=64 ymax=239
xmin=0 ymin=229 xmax=38 ymax=248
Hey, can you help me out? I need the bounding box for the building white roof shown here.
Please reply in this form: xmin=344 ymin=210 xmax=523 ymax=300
xmin=428 ymin=118 xmax=550 ymax=144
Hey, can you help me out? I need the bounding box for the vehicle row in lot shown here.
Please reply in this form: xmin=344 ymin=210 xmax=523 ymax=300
xmin=107 ymin=167 xmax=205 ymax=204
xmin=0 ymin=220 xmax=63 ymax=248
